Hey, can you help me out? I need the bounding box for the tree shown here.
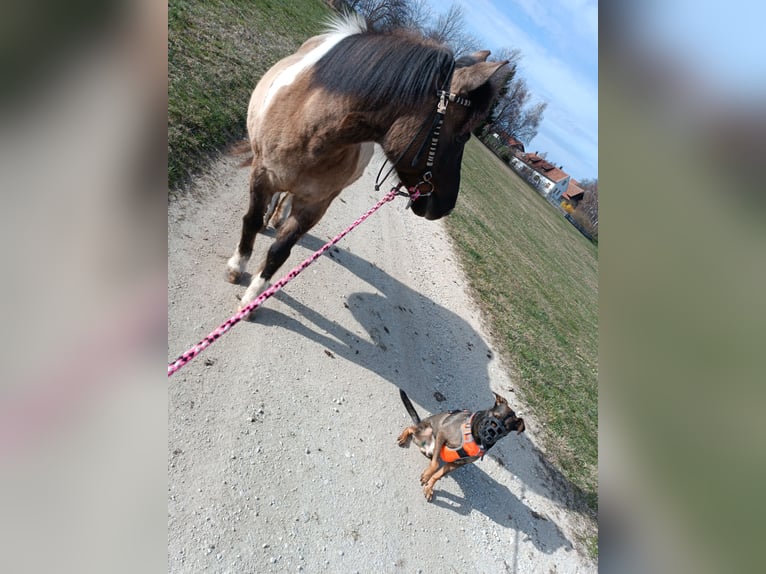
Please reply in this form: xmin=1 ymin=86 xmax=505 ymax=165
xmin=484 ymin=73 xmax=547 ymax=146
xmin=574 ymin=178 xmax=598 ymax=237
xmin=341 ymin=0 xmax=418 ymax=31
xmin=424 ymin=4 xmax=480 ymax=56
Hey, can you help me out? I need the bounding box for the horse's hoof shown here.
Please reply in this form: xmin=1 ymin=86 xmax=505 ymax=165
xmin=226 ymin=269 xmax=241 ymax=284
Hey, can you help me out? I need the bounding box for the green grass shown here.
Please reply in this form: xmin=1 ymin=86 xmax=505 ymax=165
xmin=447 ymin=139 xmax=598 ymax=512
xmin=168 ymin=0 xmax=331 ymax=190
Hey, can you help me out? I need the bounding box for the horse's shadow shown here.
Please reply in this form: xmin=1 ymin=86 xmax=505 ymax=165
xmin=431 ymin=464 xmax=574 ymax=554
xmin=248 ymin=232 xmax=591 ymax=551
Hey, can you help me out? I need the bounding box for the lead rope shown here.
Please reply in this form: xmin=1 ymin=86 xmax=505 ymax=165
xmin=168 ymin=187 xmax=401 ymax=377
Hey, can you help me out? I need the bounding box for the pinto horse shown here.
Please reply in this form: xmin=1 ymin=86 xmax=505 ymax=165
xmin=227 ymin=14 xmax=508 ymax=312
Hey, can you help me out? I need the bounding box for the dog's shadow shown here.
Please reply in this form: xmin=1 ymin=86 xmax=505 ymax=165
xmin=248 ymin=232 xmax=592 ymax=551
xmin=430 ymin=463 xmax=574 ymax=554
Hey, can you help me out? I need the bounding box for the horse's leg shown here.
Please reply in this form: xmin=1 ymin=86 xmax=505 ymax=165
xmin=273 ymin=193 xmax=292 ymax=229
xmin=263 ymin=192 xmax=281 ymax=229
xmin=240 ymin=196 xmax=331 ymax=311
xmin=226 ymin=167 xmax=273 ymax=283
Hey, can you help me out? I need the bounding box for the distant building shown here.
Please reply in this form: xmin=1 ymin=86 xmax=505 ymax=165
xmin=562 ymin=179 xmax=585 ymax=205
xmin=510 ymin=153 xmax=571 ymax=199
xmin=490 ymin=129 xmax=525 ymax=156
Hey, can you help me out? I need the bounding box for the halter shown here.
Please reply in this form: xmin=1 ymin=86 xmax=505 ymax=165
xmin=374 ymin=61 xmax=472 ymax=205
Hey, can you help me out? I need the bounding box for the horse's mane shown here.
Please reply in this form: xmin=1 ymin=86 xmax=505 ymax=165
xmin=310 ymin=23 xmax=454 ymax=111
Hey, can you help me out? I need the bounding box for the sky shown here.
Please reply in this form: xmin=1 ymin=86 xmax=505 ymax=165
xmin=425 ymin=0 xmax=598 ymax=182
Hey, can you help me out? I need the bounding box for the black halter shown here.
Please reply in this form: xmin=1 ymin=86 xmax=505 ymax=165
xmin=374 ymin=61 xmax=472 ymax=202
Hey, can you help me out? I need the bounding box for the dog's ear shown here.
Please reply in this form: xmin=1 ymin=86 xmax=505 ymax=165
xmin=514 ymin=418 xmax=526 ymax=435
xmin=493 ymin=392 xmax=508 ymax=406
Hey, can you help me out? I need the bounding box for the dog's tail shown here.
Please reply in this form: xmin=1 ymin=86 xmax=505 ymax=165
xmin=399 ymin=390 xmax=421 ymax=424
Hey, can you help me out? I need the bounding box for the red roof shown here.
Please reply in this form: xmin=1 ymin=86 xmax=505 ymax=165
xmin=563 ymin=179 xmax=585 ymax=200
xmin=495 ymin=130 xmax=525 ymax=151
xmin=522 ymin=153 xmax=569 ymax=182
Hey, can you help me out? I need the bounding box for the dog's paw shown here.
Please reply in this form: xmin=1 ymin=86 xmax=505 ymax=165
xmin=420 ymin=470 xmax=432 ymax=485
xmin=423 ymin=484 xmax=434 ymax=502
xmin=396 ymin=430 xmax=411 ymax=447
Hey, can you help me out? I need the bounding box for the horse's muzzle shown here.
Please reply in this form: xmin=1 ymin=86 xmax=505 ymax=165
xmin=410 ymin=194 xmax=454 ymax=220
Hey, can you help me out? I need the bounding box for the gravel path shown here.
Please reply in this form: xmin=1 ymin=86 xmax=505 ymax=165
xmin=168 ymin=148 xmax=595 ymax=573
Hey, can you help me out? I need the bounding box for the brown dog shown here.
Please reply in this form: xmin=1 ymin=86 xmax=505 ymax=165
xmin=397 ymin=389 xmax=525 ymax=501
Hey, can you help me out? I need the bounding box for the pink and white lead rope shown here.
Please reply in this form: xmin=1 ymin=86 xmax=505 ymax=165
xmin=168 ymin=187 xmax=400 ymax=377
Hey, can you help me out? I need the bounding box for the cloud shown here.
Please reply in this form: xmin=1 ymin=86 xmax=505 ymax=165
xmin=451 ymin=0 xmax=598 ymax=178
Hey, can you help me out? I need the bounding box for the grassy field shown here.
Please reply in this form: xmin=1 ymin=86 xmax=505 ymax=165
xmin=447 ymin=139 xmax=598 ymax=512
xmin=168 ymin=0 xmax=598 ymax=516
xmin=168 ymin=0 xmax=331 ymax=190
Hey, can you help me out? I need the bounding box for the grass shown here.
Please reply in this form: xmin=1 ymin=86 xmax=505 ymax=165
xmin=446 ymin=139 xmax=598 ymax=512
xmin=168 ymin=0 xmax=598 ymax=516
xmin=168 ymin=0 xmax=331 ymax=190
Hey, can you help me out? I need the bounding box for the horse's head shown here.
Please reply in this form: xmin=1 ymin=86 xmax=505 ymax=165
xmin=387 ymin=52 xmax=509 ymax=220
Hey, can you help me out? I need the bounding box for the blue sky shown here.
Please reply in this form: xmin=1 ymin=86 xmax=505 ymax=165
xmin=425 ymin=0 xmax=598 ymax=182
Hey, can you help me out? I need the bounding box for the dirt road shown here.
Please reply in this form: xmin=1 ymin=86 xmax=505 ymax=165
xmin=168 ymin=148 xmax=595 ymax=573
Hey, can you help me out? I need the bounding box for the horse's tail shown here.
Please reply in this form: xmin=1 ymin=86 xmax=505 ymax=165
xmin=228 ymin=140 xmax=254 ymax=167
xmin=399 ymin=390 xmax=421 ymax=425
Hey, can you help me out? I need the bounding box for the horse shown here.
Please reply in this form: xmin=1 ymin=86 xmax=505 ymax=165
xmin=227 ymin=13 xmax=508 ymax=312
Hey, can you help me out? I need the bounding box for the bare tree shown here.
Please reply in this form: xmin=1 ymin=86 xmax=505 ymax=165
xmin=426 ymin=4 xmax=463 ymax=44
xmin=493 ymin=47 xmax=522 ymax=68
xmin=343 ymin=0 xmax=414 ymax=30
xmin=401 ymin=0 xmax=432 ymax=30
xmin=515 ymin=100 xmax=546 ymax=144
xmin=485 ymin=82 xmax=546 ymax=145
xmin=478 ymin=51 xmax=546 ymax=145
xmin=423 ymin=4 xmax=480 ymax=56
xmin=574 ymin=178 xmax=598 ymax=236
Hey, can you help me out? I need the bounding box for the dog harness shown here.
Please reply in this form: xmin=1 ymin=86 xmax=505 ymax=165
xmin=440 ymin=413 xmax=485 ymax=463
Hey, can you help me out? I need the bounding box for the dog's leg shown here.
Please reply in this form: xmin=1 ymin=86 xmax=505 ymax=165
xmin=397 ymin=426 xmax=415 ymax=447
xmin=420 ymin=437 xmax=445 ymax=486
xmin=423 ymin=462 xmax=460 ymax=502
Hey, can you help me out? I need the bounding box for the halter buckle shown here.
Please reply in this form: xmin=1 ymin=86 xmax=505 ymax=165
xmin=437 ymin=91 xmax=448 ymax=115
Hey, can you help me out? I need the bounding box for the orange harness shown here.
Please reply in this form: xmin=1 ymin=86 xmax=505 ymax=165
xmin=439 ymin=413 xmax=485 ymax=463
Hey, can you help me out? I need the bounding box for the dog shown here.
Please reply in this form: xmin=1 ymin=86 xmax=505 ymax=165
xmin=397 ymin=389 xmax=525 ymax=501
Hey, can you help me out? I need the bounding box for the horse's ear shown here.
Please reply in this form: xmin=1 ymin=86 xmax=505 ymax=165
xmin=469 ymin=50 xmax=491 ymax=62
xmin=455 ymin=60 xmax=509 ymax=94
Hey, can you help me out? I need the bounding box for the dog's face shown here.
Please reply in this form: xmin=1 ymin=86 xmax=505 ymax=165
xmin=476 ymin=393 xmax=525 ymax=448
